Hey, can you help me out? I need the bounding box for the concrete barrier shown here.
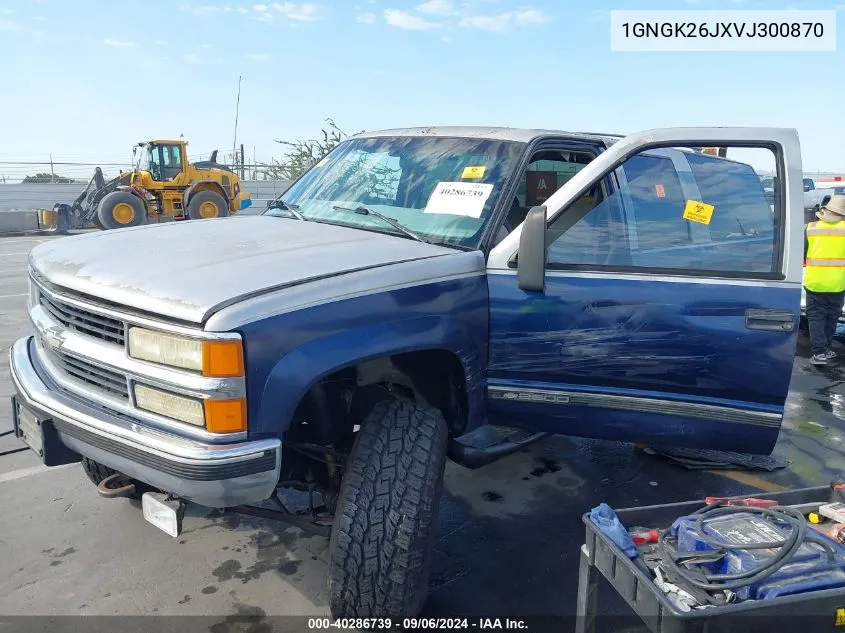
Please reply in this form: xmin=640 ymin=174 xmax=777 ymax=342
xmin=0 ymin=211 xmax=40 ymax=234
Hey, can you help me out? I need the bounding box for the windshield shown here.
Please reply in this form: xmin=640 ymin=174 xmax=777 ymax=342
xmin=267 ymin=136 xmax=525 ymax=248
xmin=135 ymin=145 xmax=153 ymax=172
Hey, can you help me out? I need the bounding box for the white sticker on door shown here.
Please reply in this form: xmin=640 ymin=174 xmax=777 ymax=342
xmin=424 ymin=181 xmax=494 ymax=218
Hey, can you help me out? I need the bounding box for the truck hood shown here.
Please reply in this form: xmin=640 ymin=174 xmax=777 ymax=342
xmin=29 ymin=217 xmax=461 ymax=324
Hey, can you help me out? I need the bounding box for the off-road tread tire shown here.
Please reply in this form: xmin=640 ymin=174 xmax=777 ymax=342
xmin=81 ymin=457 xmax=142 ymax=499
xmin=328 ymin=399 xmax=448 ymax=619
xmin=97 ymin=191 xmax=146 ymax=230
xmin=187 ymin=190 xmax=229 ymax=220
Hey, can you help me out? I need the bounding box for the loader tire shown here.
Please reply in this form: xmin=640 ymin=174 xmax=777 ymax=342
xmin=81 ymin=457 xmax=143 ymax=499
xmin=187 ymin=191 xmax=229 ymax=220
xmin=98 ymin=191 xmax=147 ymax=230
xmin=328 ymin=400 xmax=448 ymax=619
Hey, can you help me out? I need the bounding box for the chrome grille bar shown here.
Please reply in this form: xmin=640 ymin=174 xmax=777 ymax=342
xmin=49 ymin=349 xmax=129 ymax=400
xmin=40 ymin=294 xmax=125 ymax=346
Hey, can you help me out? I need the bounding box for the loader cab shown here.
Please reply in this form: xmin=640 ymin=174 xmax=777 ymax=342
xmin=133 ymin=141 xmax=187 ymax=183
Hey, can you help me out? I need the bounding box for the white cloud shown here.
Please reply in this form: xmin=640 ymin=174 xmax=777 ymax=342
xmin=357 ymin=11 xmax=376 ymax=23
xmin=384 ymin=8 xmax=439 ymax=29
xmin=104 ymin=38 xmax=136 ymax=47
xmin=354 ymin=3 xmax=361 ymax=8
xmin=288 ymin=3 xmax=320 ymax=20
xmin=254 ymin=2 xmax=322 ymax=21
xmin=513 ymin=9 xmax=548 ymax=25
xmin=459 ymin=8 xmax=548 ymax=31
xmin=237 ymin=7 xmax=248 ymax=13
xmin=191 ymin=5 xmax=223 ymax=15
xmin=154 ymin=39 xmax=167 ymax=44
xmin=417 ymin=0 xmax=455 ymax=16
xmin=0 ymin=17 xmax=21 ymax=30
xmin=440 ymin=35 xmax=452 ymax=42
xmin=245 ymin=52 xmax=270 ymax=61
xmin=2 ymin=8 xmax=16 ymax=14
xmin=200 ymin=43 xmax=212 ymax=48
xmin=835 ymin=3 xmax=845 ymax=9
xmin=33 ymin=15 xmax=46 ymax=20
xmin=184 ymin=53 xmax=201 ymax=63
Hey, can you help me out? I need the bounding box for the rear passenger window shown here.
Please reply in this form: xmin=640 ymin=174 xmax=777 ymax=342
xmin=545 ymin=146 xmax=780 ymax=276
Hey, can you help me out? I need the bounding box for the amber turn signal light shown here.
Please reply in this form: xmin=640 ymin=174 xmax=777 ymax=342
xmin=202 ymin=340 xmax=245 ymax=378
xmin=204 ymin=398 xmax=247 ymax=433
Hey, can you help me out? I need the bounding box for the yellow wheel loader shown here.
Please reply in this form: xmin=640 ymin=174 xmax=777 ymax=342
xmin=61 ymin=140 xmax=252 ymax=230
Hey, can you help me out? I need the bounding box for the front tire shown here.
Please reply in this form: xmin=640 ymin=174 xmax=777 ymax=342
xmin=328 ymin=400 xmax=448 ymax=619
xmin=97 ymin=191 xmax=147 ymax=230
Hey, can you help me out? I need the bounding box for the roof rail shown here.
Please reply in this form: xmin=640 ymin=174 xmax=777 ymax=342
xmin=581 ymin=132 xmax=625 ymax=138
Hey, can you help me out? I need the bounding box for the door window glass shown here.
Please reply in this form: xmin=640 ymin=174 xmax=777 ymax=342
xmin=545 ymin=146 xmax=780 ymax=275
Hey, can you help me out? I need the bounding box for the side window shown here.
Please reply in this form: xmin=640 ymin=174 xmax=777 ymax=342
xmin=804 ymin=178 xmax=815 ymax=191
xmin=545 ymin=146 xmax=780 ymax=276
xmin=515 ymin=150 xmax=593 ymax=207
xmin=504 ymin=149 xmax=595 ymax=236
xmin=162 ymin=146 xmax=182 ymax=168
xmin=617 ymin=155 xmax=689 ymax=248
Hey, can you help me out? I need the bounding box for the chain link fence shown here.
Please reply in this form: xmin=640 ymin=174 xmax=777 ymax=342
xmin=0 ymin=159 xmax=293 ymax=185
xmin=0 ymin=159 xmax=292 ymax=212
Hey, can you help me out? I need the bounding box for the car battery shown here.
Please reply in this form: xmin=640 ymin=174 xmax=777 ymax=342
xmin=672 ymin=512 xmax=845 ymax=601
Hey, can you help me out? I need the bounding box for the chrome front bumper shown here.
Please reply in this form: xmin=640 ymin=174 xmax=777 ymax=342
xmin=9 ymin=336 xmax=281 ymax=507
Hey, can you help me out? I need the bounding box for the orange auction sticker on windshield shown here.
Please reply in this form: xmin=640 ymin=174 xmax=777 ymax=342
xmin=655 ymin=184 xmax=665 ymax=198
xmin=683 ymin=199 xmax=715 ymax=225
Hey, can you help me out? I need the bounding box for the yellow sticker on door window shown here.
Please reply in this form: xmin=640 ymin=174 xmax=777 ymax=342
xmin=461 ymin=165 xmax=486 ymax=179
xmin=683 ymin=199 xmax=715 ymax=225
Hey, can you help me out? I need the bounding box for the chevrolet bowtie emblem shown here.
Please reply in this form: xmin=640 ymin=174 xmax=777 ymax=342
xmin=42 ymin=327 xmax=63 ymax=350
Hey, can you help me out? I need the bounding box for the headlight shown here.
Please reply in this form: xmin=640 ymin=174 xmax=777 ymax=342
xmin=134 ymin=384 xmax=205 ymax=426
xmin=128 ymin=327 xmax=244 ymax=377
xmin=133 ymin=383 xmax=247 ymax=433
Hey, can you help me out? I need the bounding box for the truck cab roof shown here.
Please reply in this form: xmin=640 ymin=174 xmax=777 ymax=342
xmin=352 ymin=126 xmax=624 ymax=147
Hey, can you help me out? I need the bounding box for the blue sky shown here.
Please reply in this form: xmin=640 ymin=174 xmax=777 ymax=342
xmin=0 ymin=0 xmax=843 ymax=173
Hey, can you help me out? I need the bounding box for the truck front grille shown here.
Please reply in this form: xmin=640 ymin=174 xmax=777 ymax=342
xmin=40 ymin=294 xmax=125 ymax=347
xmin=49 ymin=349 xmax=129 ymax=400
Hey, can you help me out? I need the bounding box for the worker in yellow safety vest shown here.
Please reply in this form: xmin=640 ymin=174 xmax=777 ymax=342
xmin=805 ymin=195 xmax=845 ymax=365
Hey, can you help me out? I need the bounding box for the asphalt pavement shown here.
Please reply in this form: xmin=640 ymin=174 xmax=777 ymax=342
xmin=1 ymin=232 xmax=844 ymax=631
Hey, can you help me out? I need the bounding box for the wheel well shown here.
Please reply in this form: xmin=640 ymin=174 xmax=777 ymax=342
xmin=279 ymin=350 xmax=468 ymax=488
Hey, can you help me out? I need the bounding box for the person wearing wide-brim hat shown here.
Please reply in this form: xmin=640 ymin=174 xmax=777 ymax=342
xmin=805 ymin=195 xmax=845 ymax=365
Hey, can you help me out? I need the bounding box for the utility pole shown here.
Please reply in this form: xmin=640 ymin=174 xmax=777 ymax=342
xmin=49 ymin=154 xmax=55 ymax=183
xmin=232 ymin=75 xmax=242 ymax=168
xmin=240 ymin=143 xmax=245 ymax=180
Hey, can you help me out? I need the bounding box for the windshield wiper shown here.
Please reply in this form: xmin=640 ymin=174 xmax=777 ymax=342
xmin=267 ymin=199 xmax=307 ymax=221
xmin=332 ymin=205 xmax=426 ymax=243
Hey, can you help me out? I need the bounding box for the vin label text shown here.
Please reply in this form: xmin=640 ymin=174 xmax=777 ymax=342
xmin=610 ymin=10 xmax=836 ymax=51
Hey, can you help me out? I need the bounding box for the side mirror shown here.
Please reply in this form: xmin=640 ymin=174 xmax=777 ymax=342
xmin=517 ymin=205 xmax=547 ymax=292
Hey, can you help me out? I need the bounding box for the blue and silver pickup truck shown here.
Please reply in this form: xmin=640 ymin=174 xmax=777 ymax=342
xmin=9 ymin=126 xmax=804 ymax=618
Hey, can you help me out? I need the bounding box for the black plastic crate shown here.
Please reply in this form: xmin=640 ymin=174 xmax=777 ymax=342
xmin=576 ymin=486 xmax=845 ymax=633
